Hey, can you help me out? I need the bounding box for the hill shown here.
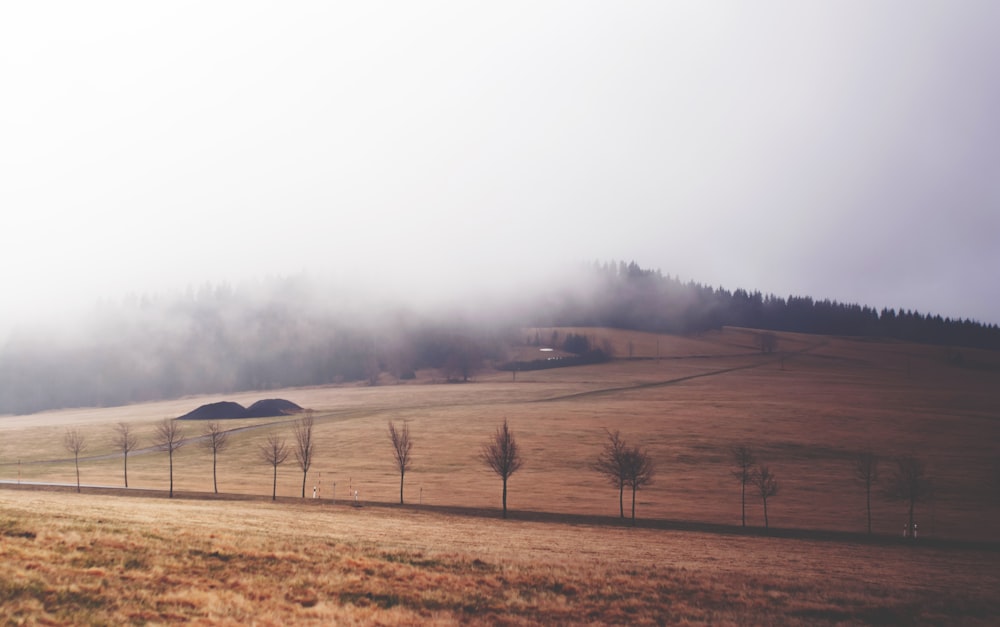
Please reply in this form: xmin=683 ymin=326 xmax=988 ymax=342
xmin=176 ymin=398 xmax=303 ymax=420
xmin=2 ymin=266 xmax=998 ymax=415
xmin=3 ymin=326 xmax=997 ymax=541
xmin=1 ymin=327 xmax=998 ymax=623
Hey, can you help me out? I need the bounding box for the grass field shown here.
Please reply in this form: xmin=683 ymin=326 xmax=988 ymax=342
xmin=2 ymin=327 xmax=999 ymax=623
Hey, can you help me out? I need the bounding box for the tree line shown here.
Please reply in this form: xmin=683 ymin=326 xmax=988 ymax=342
xmin=3 ymin=264 xmax=996 ymax=415
xmin=0 ymin=280 xmax=507 ymax=414
xmin=545 ymin=261 xmax=1000 ymax=350
xmin=56 ymin=418 xmax=934 ymax=537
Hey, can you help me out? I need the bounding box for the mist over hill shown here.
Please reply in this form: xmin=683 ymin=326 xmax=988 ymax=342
xmin=1 ymin=263 xmax=997 ymax=415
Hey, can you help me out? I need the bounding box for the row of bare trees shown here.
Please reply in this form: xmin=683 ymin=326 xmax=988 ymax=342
xmin=258 ymin=413 xmax=317 ymax=500
xmin=730 ymin=445 xmax=779 ymax=528
xmin=730 ymin=445 xmax=933 ymax=535
xmin=59 ymin=418 xmax=933 ymax=534
xmin=592 ymin=429 xmax=655 ymax=523
xmin=64 ymin=415 xmax=307 ymax=499
xmin=854 ymin=450 xmax=933 ymax=538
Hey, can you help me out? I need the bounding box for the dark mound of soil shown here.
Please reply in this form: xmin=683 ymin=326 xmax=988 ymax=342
xmin=177 ymin=398 xmax=302 ymax=420
xmin=177 ymin=401 xmax=247 ymax=420
xmin=244 ymin=398 xmax=303 ymax=418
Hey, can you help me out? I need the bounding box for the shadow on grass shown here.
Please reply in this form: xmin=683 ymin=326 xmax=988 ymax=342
xmin=3 ymin=482 xmax=997 ymax=553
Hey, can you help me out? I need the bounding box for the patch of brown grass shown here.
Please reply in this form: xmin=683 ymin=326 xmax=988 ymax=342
xmin=2 ymin=491 xmax=999 ymax=624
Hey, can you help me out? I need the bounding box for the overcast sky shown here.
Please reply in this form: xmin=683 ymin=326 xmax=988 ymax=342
xmin=2 ymin=1 xmax=998 ymax=330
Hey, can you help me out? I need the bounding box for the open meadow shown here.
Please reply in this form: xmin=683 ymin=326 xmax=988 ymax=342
xmin=2 ymin=327 xmax=999 ymax=623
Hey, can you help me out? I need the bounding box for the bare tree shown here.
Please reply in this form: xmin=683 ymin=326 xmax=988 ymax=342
xmin=200 ymin=422 xmax=230 ymax=494
xmin=481 ymin=419 xmax=524 ymax=518
xmin=886 ymin=455 xmax=932 ymax=539
xmin=154 ymin=418 xmax=186 ymax=498
xmin=63 ymin=428 xmax=87 ymax=493
xmin=730 ymin=445 xmax=756 ymax=527
xmin=592 ymin=429 xmax=628 ymax=518
xmin=388 ymin=421 xmax=413 ymax=504
xmin=759 ymin=332 xmax=778 ymax=354
xmin=293 ymin=412 xmax=315 ymax=498
xmin=622 ymin=444 xmax=656 ymax=524
xmin=260 ymin=432 xmax=290 ymax=501
xmin=754 ymin=465 xmax=779 ymax=529
xmin=854 ymin=450 xmax=879 ymax=534
xmin=112 ymin=422 xmax=139 ymax=488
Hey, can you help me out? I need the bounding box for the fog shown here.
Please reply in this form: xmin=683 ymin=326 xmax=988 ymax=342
xmin=2 ymin=2 xmax=999 ymax=335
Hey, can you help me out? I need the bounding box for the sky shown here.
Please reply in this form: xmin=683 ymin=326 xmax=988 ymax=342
xmin=2 ymin=1 xmax=999 ymax=331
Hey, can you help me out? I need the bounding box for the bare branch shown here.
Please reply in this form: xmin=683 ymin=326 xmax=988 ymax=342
xmin=885 ymin=454 xmax=932 ymax=539
xmin=112 ymin=422 xmax=139 ymax=488
xmin=854 ymin=450 xmax=879 ymax=534
xmin=388 ymin=421 xmax=414 ymax=504
xmin=592 ymin=428 xmax=628 ymax=518
xmin=201 ymin=422 xmax=230 ymax=494
xmin=154 ymin=418 xmax=185 ymax=497
xmin=481 ymin=419 xmax=523 ymax=517
xmin=260 ymin=432 xmax=290 ymax=501
xmin=622 ymin=443 xmax=656 ymax=523
xmin=293 ymin=412 xmax=316 ymax=498
xmin=154 ymin=419 xmax=185 ymax=454
xmin=754 ymin=465 xmax=779 ymax=529
xmin=63 ymin=428 xmax=87 ymax=493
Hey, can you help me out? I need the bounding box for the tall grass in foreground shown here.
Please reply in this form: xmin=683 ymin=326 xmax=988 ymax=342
xmin=1 ymin=491 xmax=998 ymax=625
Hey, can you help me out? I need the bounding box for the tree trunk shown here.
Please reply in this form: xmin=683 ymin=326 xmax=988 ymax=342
xmin=908 ymin=498 xmax=915 ymax=540
xmin=399 ymin=471 xmax=405 ymax=505
xmin=762 ymin=496 xmax=769 ymax=529
xmin=618 ymin=480 xmax=624 ymax=519
xmin=74 ymin=454 xmax=81 ymax=493
xmin=865 ymin=482 xmax=872 ymax=534
xmin=272 ymin=466 xmax=278 ymax=501
xmin=502 ymin=477 xmax=508 ymax=519
xmin=631 ymin=484 xmax=637 ymax=525
xmin=740 ymin=481 xmax=746 ymax=527
xmin=124 ymin=454 xmax=129 ymax=489
xmin=168 ymin=450 xmax=174 ymax=498
xmin=301 ymin=471 xmax=307 ymax=499
xmin=212 ymin=451 xmax=218 ymax=494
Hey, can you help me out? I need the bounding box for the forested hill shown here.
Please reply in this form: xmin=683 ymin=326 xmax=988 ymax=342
xmin=0 ymin=264 xmax=997 ymax=415
xmin=545 ymin=261 xmax=1000 ymax=350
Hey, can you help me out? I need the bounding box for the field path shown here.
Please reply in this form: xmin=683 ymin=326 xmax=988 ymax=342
xmin=537 ymin=341 xmax=827 ymax=402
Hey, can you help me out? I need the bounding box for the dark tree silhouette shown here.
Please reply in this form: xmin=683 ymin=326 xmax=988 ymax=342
xmin=854 ymin=450 xmax=879 ymax=534
xmin=154 ymin=419 xmax=186 ymax=498
xmin=112 ymin=422 xmax=139 ymax=488
xmin=592 ymin=429 xmax=628 ymax=518
xmin=754 ymin=465 xmax=779 ymax=529
xmin=200 ymin=422 xmax=230 ymax=494
xmin=481 ymin=419 xmax=524 ymax=518
xmin=886 ymin=455 xmax=932 ymax=539
xmin=63 ymin=428 xmax=87 ymax=493
xmin=731 ymin=445 xmax=756 ymax=527
xmin=622 ymin=444 xmax=656 ymax=524
xmin=388 ymin=421 xmax=413 ymax=504
xmin=442 ymin=336 xmax=482 ymax=382
xmin=293 ymin=412 xmax=315 ymax=498
xmin=260 ymin=432 xmax=290 ymax=501
xmin=759 ymin=332 xmax=778 ymax=353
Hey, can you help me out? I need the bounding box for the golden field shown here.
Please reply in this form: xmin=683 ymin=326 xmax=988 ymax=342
xmin=1 ymin=327 xmax=999 ymax=624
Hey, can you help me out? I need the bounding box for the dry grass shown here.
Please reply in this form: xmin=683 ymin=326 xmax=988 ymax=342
xmin=1 ymin=491 xmax=998 ymax=625
xmin=1 ymin=327 xmax=999 ymax=622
